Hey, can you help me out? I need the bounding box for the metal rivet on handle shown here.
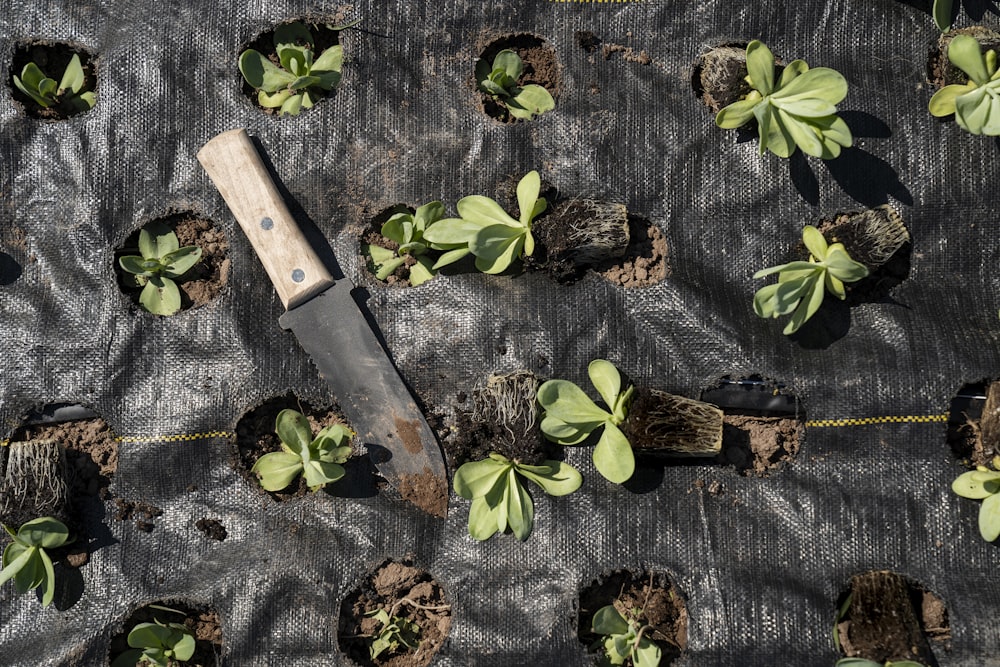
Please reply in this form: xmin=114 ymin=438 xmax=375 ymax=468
xmin=291 ymin=269 xmax=305 ymax=283
xmin=260 ymin=217 xmax=274 ymax=230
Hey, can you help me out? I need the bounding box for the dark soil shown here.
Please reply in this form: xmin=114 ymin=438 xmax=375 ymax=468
xmin=5 ymin=417 xmax=118 ymax=565
xmin=9 ymin=41 xmax=97 ymax=120
xmin=596 ymin=217 xmax=668 ymax=288
xmin=114 ymin=212 xmax=229 ymax=314
xmin=835 ymin=570 xmax=950 ymax=665
xmin=947 ymin=380 xmax=999 ymax=466
xmin=475 ymin=34 xmax=560 ymax=123
xmin=441 ymin=371 xmax=552 ymax=467
xmin=108 ymin=600 xmax=223 ymax=667
xmin=577 ymin=570 xmax=687 ymax=666
xmin=691 ymin=43 xmax=752 ymax=114
xmin=195 ymin=517 xmax=228 ymax=541
xmin=113 ymin=497 xmax=162 ymax=532
xmin=623 ymin=388 xmax=723 ymax=457
xmin=338 ymin=559 xmax=451 ymax=667
xmin=816 ymin=206 xmax=911 ymax=305
xmin=240 ymin=18 xmax=347 ymax=114
xmin=928 ymin=27 xmax=1000 ymax=88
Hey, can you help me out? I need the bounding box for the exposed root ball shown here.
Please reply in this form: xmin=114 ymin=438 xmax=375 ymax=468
xmin=473 ymin=371 xmax=541 ymax=452
xmin=1 ymin=439 xmax=69 ymax=526
xmin=624 ymin=389 xmax=723 ymax=456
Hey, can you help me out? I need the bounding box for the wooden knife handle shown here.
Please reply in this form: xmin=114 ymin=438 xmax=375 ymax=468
xmin=197 ymin=128 xmax=334 ymax=310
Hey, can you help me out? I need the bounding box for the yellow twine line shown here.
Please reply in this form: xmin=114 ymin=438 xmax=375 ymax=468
xmin=805 ymin=414 xmax=949 ymax=428
xmin=1 ymin=430 xmax=235 ymax=447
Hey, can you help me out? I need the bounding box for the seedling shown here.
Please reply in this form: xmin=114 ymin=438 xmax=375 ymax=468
xmin=952 ymin=454 xmax=1000 ymax=541
xmin=590 ymin=605 xmax=661 ymax=667
xmin=476 ymin=49 xmax=555 ymax=120
xmin=239 ymin=21 xmax=349 ymax=116
xmin=452 ymin=452 xmax=582 ymax=541
xmin=715 ymin=40 xmax=853 ymax=159
xmin=834 ymin=660 xmax=925 ymax=667
xmin=928 ymin=34 xmax=1000 ymax=135
xmin=0 ymin=516 xmax=73 ymax=607
xmin=752 ymin=225 xmax=869 ymax=335
xmin=364 ymin=608 xmax=421 ymax=660
xmin=537 ymin=359 xmax=636 ymax=484
xmin=421 ymin=170 xmax=547 ymax=274
xmin=251 ymin=409 xmax=352 ymax=492
xmin=118 ymin=221 xmax=202 ymax=316
xmin=13 ymin=53 xmax=96 ymax=113
xmin=364 ymin=201 xmax=452 ymax=286
xmin=110 ymin=616 xmax=196 ymax=667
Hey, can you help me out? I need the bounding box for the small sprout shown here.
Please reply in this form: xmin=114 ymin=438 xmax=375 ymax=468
xmin=421 ymin=170 xmax=547 ymax=274
xmin=476 ymin=49 xmax=555 ymax=120
xmin=110 ymin=617 xmax=196 ymax=667
xmin=0 ymin=516 xmax=73 ymax=607
xmin=715 ymin=40 xmax=852 ymax=159
xmin=452 ymin=452 xmax=582 ymax=541
xmin=13 ymin=53 xmax=96 ymax=113
xmin=537 ymin=360 xmax=636 ymax=484
xmin=591 ymin=605 xmax=661 ymax=667
xmin=752 ymin=225 xmax=869 ymax=335
xmin=365 ymin=608 xmax=421 ymax=660
xmin=835 ymin=660 xmax=926 ymax=667
xmin=251 ymin=409 xmax=352 ymax=492
xmin=928 ymin=34 xmax=1000 ymax=135
xmin=952 ymin=454 xmax=1000 ymax=542
xmin=365 ymin=202 xmax=448 ymax=286
xmin=239 ymin=22 xmax=346 ymax=116
xmin=118 ymin=221 xmax=202 ymax=316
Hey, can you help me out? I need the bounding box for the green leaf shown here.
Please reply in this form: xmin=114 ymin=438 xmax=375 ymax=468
xmin=467 ymin=495 xmax=500 ymax=540
xmin=18 ymin=517 xmax=70 ymax=548
xmin=769 ymin=274 xmax=818 ymax=317
xmin=633 ymin=639 xmax=662 ymax=667
xmin=374 ymin=256 xmax=406 ymax=281
xmin=753 ymin=283 xmax=782 ymax=319
xmin=934 ymin=0 xmax=953 ymax=31
xmin=110 ymin=649 xmax=146 ymax=667
xmin=505 ymin=469 xmax=534 ymax=541
xmin=409 ymin=256 xmax=437 ymax=286
xmin=588 ymin=359 xmax=622 ymax=410
xmin=239 ymin=50 xmax=296 ymax=92
xmin=516 ymin=171 xmax=542 ymax=226
xmin=471 ymin=225 xmax=525 ymax=274
xmin=422 ymin=217 xmax=488 ymax=245
xmin=258 ymin=89 xmax=293 ymax=108
xmin=802 ymin=225 xmax=829 ymax=259
xmin=381 ymin=214 xmax=412 ymax=245
xmin=949 ymin=35 xmax=990 ymax=85
xmin=780 ymin=111 xmax=826 ymax=157
xmin=139 ymin=223 xmax=179 ymax=260
xmin=39 ymin=548 xmax=56 ymax=607
xmin=0 ymin=544 xmax=35 ymax=588
xmin=303 ymin=460 xmax=345 ymax=490
xmin=592 ymin=605 xmax=630 ymax=635
xmin=456 ymin=196 xmax=521 ymax=228
xmin=715 ymin=98 xmax=759 ymax=129
xmin=952 ymin=469 xmax=1000 ymax=499
xmin=539 ymin=415 xmax=592 ymax=445
xmin=13 ymin=548 xmax=45 ymax=593
xmin=979 ymin=491 xmax=1000 ymax=541
xmin=431 ymin=247 xmax=470 ymax=269
xmin=783 ymin=273 xmax=825 ymax=334
xmin=754 ymin=102 xmax=795 ymax=158
xmin=955 ymin=85 xmax=1000 ymax=135
xmin=251 ymin=451 xmax=303 ymax=491
xmin=13 ymin=73 xmax=53 ymax=107
xmin=58 ymin=53 xmax=86 ymax=94
xmin=833 ymin=660 xmax=883 ymax=667
xmin=516 ymin=460 xmax=583 ymax=496
xmin=777 ymin=59 xmax=809 ymax=87
xmin=281 ymin=92 xmax=307 ymax=116
xmin=508 ymin=84 xmax=555 ymax=119
xmin=593 ymin=423 xmax=635 ymax=484
xmin=929 ymin=84 xmax=971 ymax=117
xmin=413 ymin=201 xmax=445 ymax=230
xmin=454 ymin=457 xmax=509 ymax=499
xmin=172 ymin=631 xmax=196 ymax=661
xmin=274 ymin=22 xmax=315 ymax=49
xmin=275 ymin=409 xmax=313 ymax=454
xmin=752 ymin=260 xmax=818 ymax=280
xmin=825 ymin=246 xmax=869 ymax=282
xmin=312 ymin=45 xmax=343 ymax=73
xmin=537 ymin=379 xmax=612 ymax=425
xmin=162 ymin=246 xmax=202 ymax=278
xmin=772 ymin=67 xmax=848 ymax=106
xmin=139 ymin=277 xmax=182 ymax=316
xmin=493 ymin=50 xmax=523 ymax=80
xmin=745 ymin=40 xmax=775 ymax=95
xmin=73 ymin=90 xmax=96 ymax=111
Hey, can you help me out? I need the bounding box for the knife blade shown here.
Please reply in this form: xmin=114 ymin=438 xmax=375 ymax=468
xmin=197 ymin=129 xmax=448 ymax=517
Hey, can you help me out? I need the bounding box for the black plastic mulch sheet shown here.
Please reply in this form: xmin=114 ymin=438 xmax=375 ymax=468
xmin=2 ymin=0 xmax=999 ymax=665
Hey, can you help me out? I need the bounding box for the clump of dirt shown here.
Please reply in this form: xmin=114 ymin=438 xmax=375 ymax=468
xmin=691 ymin=44 xmax=752 ymax=114
xmin=948 ymin=380 xmax=1000 ymax=466
xmin=233 ymin=394 xmax=353 ymax=501
xmin=114 ymin=497 xmax=162 ymax=532
xmin=474 ymin=34 xmax=560 ymax=123
xmin=338 ymin=559 xmax=451 ymax=667
xmin=195 ymin=518 xmax=228 ymax=541
xmin=596 ymin=217 xmax=668 ymax=288
xmin=108 ymin=600 xmax=223 ymax=667
xmin=717 ymin=414 xmax=802 ymax=476
xmin=578 ymin=570 xmax=687 ymax=665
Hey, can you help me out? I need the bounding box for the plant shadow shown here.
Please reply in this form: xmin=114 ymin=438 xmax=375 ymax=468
xmin=0 ymin=252 xmax=21 ymax=285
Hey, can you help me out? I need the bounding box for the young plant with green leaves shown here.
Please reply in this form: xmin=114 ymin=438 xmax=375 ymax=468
xmin=476 ymin=49 xmax=555 ymax=120
xmin=118 ymin=221 xmax=202 ymax=316
xmin=421 ymin=170 xmax=547 ymax=274
xmin=13 ymin=53 xmax=96 ymax=113
xmin=835 ymin=660 xmax=925 ymax=667
xmin=752 ymin=225 xmax=869 ymax=335
xmin=952 ymin=454 xmax=1000 ymax=542
xmin=365 ymin=201 xmax=453 ymax=286
xmin=452 ymin=452 xmax=582 ymax=541
xmin=251 ymin=409 xmax=352 ymax=492
xmin=110 ymin=617 xmax=196 ymax=667
xmin=537 ymin=359 xmax=636 ymax=484
xmin=928 ymin=34 xmax=1000 ymax=135
xmin=364 ymin=608 xmax=421 ymax=660
xmin=590 ymin=605 xmax=661 ymax=667
xmin=715 ymin=40 xmax=853 ymax=159
xmin=239 ymin=21 xmax=349 ymax=116
xmin=0 ymin=516 xmax=73 ymax=607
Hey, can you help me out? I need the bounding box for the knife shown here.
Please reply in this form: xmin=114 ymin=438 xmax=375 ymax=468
xmin=197 ymin=129 xmax=448 ymax=518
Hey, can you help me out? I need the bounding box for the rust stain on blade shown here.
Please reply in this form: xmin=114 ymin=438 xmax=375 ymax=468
xmin=394 ymin=415 xmax=423 ymax=455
